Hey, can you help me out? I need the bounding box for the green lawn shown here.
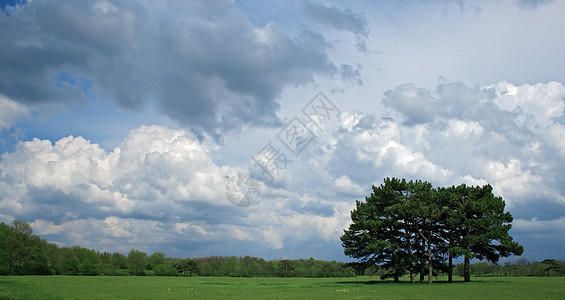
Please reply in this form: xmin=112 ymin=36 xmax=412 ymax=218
xmin=1 ymin=276 xmax=564 ymax=299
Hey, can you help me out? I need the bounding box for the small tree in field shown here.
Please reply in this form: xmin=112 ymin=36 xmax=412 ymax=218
xmin=542 ymin=259 xmax=559 ymax=277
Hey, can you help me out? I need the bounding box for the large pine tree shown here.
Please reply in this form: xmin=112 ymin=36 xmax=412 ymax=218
xmin=446 ymin=184 xmax=523 ymax=281
xmin=341 ymin=178 xmax=523 ymax=283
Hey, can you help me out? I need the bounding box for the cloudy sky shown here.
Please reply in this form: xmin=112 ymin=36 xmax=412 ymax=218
xmin=1 ymin=0 xmax=565 ymax=262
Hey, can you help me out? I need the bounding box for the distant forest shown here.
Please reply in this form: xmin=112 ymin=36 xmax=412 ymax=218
xmin=0 ymin=220 xmax=351 ymax=277
xmin=1 ymin=220 xmax=563 ymax=278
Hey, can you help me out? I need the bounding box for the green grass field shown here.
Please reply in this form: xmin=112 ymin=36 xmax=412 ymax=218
xmin=1 ymin=276 xmax=564 ymax=299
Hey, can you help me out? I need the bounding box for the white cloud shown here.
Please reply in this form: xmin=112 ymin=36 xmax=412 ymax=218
xmin=348 ymin=116 xmax=453 ymax=184
xmin=545 ymin=123 xmax=565 ymax=157
xmin=2 ymin=0 xmax=565 ymax=261
xmin=382 ymin=83 xmax=442 ymax=125
xmin=2 ymin=79 xmax=565 ymax=260
xmin=0 ymin=125 xmax=229 ymax=220
xmin=0 ymin=95 xmax=29 ymax=131
xmin=7 ymin=79 xmax=563 ymax=260
xmin=0 ymin=122 xmax=360 ymax=258
xmin=30 ymin=217 xmax=172 ymax=253
xmin=336 ymin=80 xmax=565 ymax=210
xmin=482 ymin=159 xmax=542 ymax=204
xmin=514 ymin=217 xmax=565 ymax=238
xmin=262 ymin=228 xmax=284 ymax=249
xmin=333 ymin=175 xmax=364 ymax=195
xmin=490 ymin=81 xmax=565 ymax=127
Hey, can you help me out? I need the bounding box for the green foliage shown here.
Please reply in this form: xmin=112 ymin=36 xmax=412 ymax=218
xmin=59 ymin=246 xmax=100 ymax=275
xmin=193 ymin=256 xmax=352 ymax=277
xmin=0 ymin=216 xmax=536 ymax=282
xmin=147 ymin=252 xmax=166 ymax=270
xmin=175 ymin=258 xmax=200 ymax=276
xmin=111 ymin=252 xmax=128 ymax=269
xmin=444 ymin=184 xmax=523 ymax=281
xmin=153 ymin=263 xmax=178 ymax=276
xmin=0 ymin=220 xmax=50 ymax=275
xmin=341 ymin=178 xmax=523 ymax=283
xmin=455 ymin=259 xmax=565 ymax=277
xmin=128 ymin=249 xmax=148 ymax=276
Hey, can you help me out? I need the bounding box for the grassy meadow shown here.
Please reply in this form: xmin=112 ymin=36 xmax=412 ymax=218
xmin=1 ymin=275 xmax=564 ymax=299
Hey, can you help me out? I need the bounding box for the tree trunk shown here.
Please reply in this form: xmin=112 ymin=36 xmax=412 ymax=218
xmin=420 ymin=266 xmax=425 ymax=282
xmin=394 ymin=274 xmax=399 ymax=282
xmin=464 ymin=256 xmax=471 ymax=282
xmin=448 ymin=251 xmax=453 ymax=282
xmin=448 ymin=239 xmax=453 ymax=282
xmin=410 ymin=270 xmax=415 ymax=283
xmin=427 ymin=242 xmax=433 ymax=284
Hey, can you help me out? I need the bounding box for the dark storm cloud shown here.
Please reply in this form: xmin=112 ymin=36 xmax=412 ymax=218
xmin=0 ymin=0 xmax=338 ymax=134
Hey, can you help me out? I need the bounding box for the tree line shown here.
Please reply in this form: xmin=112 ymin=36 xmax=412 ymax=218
xmin=362 ymin=259 xmax=564 ymax=278
xmin=455 ymin=258 xmax=564 ymax=277
xmin=0 ymin=220 xmax=352 ymax=277
xmin=194 ymin=256 xmax=353 ymax=277
xmin=341 ymin=178 xmax=524 ymax=283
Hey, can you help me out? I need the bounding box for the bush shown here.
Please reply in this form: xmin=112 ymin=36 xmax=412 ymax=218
xmin=154 ymin=263 xmax=179 ymax=276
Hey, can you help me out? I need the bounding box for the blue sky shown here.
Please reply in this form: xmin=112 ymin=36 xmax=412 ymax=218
xmin=1 ymin=0 xmax=565 ymax=262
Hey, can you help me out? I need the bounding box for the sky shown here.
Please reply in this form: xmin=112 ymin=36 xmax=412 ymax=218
xmin=1 ymin=0 xmax=565 ymax=262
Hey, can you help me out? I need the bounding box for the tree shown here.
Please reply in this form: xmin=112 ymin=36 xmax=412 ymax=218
xmin=342 ymin=178 xmax=523 ymax=283
xmin=173 ymin=258 xmax=200 ymax=276
xmin=411 ymin=183 xmax=447 ymax=284
xmin=0 ymin=220 xmax=50 ymax=275
xmin=542 ymin=259 xmax=559 ymax=277
xmin=60 ymin=246 xmax=99 ymax=275
xmin=111 ymin=252 xmax=128 ymax=270
xmin=153 ymin=262 xmax=178 ymax=276
xmin=128 ymin=249 xmax=147 ymax=276
xmin=447 ymin=184 xmax=523 ymax=282
xmin=1 ymin=221 xmax=31 ymax=275
xmin=45 ymin=241 xmax=62 ymax=275
xmin=341 ymin=178 xmax=441 ymax=283
xmin=147 ymin=252 xmax=166 ymax=270
xmin=341 ymin=178 xmax=407 ymax=282
xmin=275 ymin=260 xmax=295 ymax=277
xmin=10 ymin=219 xmax=33 ymax=236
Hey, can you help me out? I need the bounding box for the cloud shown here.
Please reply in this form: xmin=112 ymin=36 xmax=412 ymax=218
xmin=516 ymin=0 xmax=556 ymax=9
xmin=303 ymin=1 xmax=369 ymax=50
xmin=0 ymin=125 xmax=229 ymax=222
xmin=333 ymin=174 xmax=364 ymax=196
xmin=29 ymin=216 xmax=207 ymax=254
xmin=383 ymin=80 xmax=565 ymax=133
xmin=2 ymin=0 xmax=565 ymax=262
xmin=340 ymin=80 xmax=565 ymax=209
xmin=382 ymin=83 xmax=443 ymax=125
xmin=514 ymin=217 xmax=565 ymax=239
xmin=0 ymin=95 xmax=29 ymax=131
xmin=2 ymin=80 xmax=565 ymax=260
xmin=490 ymin=81 xmax=565 ymax=127
xmin=512 ymin=216 xmax=565 ymax=259
xmin=0 ymin=123 xmax=355 ymax=258
xmin=0 ymin=0 xmax=340 ymax=135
